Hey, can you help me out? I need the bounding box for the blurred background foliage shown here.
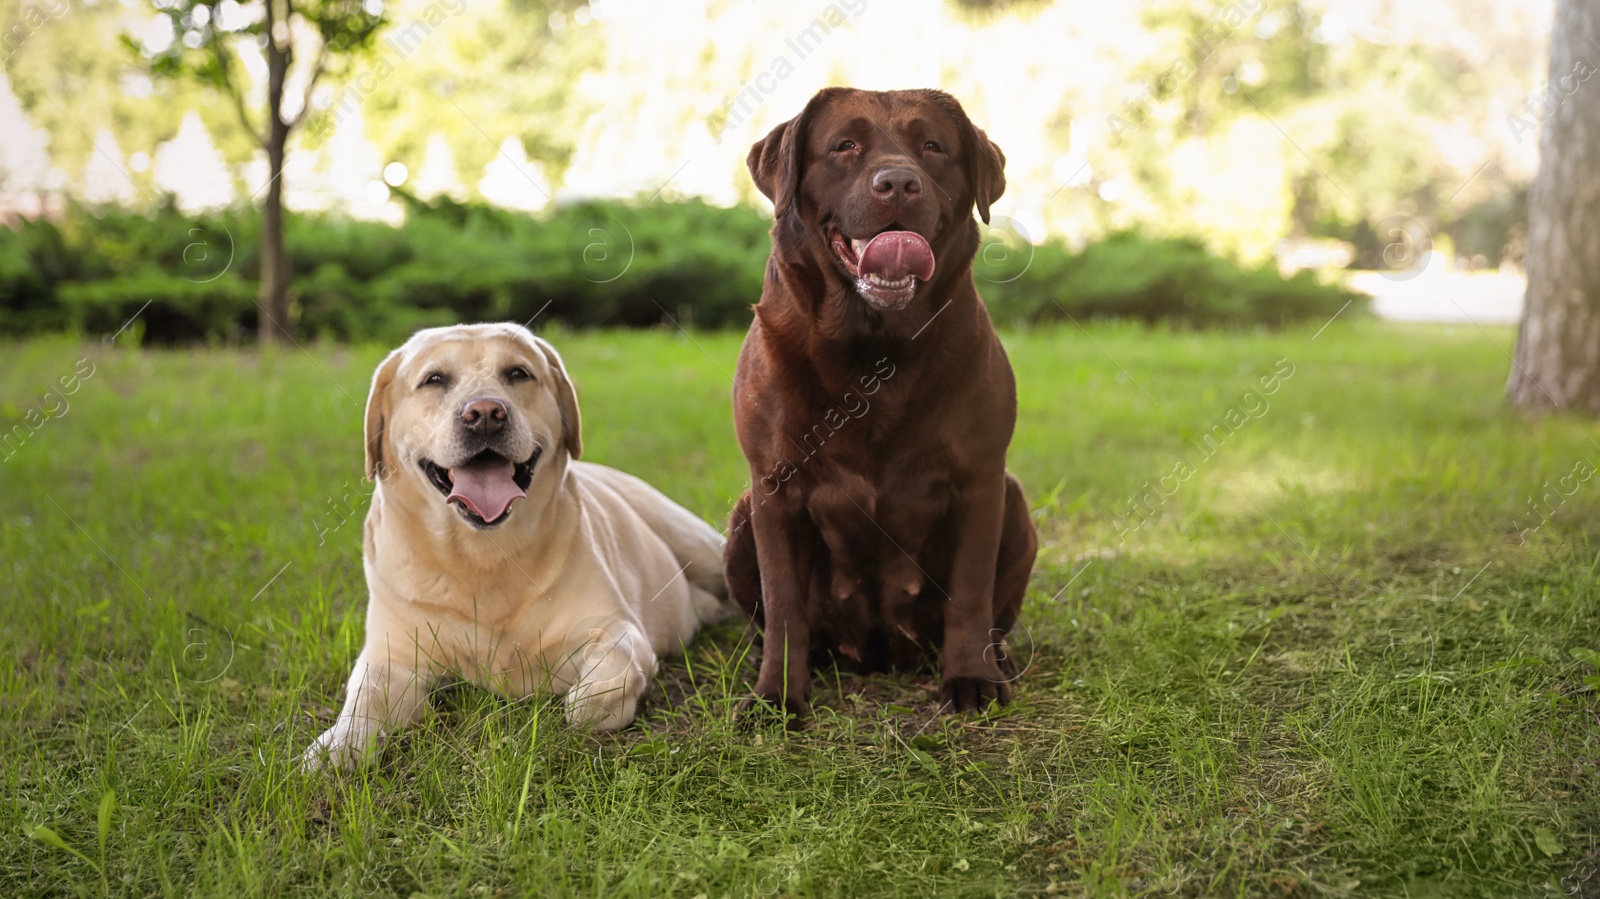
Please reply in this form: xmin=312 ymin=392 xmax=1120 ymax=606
xmin=0 ymin=197 xmax=1357 ymax=342
xmin=0 ymin=0 xmax=1546 ymax=340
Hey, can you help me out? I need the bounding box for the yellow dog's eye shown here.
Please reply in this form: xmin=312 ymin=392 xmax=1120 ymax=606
xmin=420 ymin=372 xmax=448 ymax=388
xmin=506 ymin=367 xmax=534 ymax=383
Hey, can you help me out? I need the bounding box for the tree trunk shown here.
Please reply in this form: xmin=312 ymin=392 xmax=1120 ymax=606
xmin=1507 ymin=0 xmax=1600 ymax=412
xmin=258 ymin=0 xmax=293 ymax=344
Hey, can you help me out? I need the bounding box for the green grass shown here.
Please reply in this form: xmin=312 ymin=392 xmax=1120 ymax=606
xmin=3 ymin=320 xmax=1598 ymax=897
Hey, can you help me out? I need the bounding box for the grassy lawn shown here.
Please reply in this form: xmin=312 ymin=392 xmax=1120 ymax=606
xmin=4 ymin=320 xmax=1598 ymax=897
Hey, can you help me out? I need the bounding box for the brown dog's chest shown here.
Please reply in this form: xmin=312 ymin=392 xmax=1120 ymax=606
xmin=747 ymin=340 xmax=1000 ymax=593
xmin=804 ymin=451 xmax=954 ymax=550
xmin=791 ymin=462 xmax=964 ymax=669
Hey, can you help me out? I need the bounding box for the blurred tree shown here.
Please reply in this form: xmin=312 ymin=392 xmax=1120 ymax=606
xmin=1508 ymin=0 xmax=1600 ymax=412
xmin=127 ymin=0 xmax=386 ymax=343
xmin=1093 ymin=0 xmax=1336 ymax=259
xmin=946 ymin=0 xmax=1051 ymax=14
xmin=1 ymin=0 xmax=227 ymax=187
xmin=329 ymin=0 xmax=595 ymax=200
xmin=1085 ymin=0 xmax=1543 ymax=263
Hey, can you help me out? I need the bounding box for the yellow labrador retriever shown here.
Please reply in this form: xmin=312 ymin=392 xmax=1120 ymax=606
xmin=303 ymin=323 xmax=728 ymax=769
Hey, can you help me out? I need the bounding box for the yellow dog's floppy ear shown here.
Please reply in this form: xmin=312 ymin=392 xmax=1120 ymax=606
xmin=364 ymin=348 xmax=404 ymax=481
xmin=530 ymin=335 xmax=583 ymax=461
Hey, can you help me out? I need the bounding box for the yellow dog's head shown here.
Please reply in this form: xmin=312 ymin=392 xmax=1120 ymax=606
xmin=363 ymin=323 xmax=581 ymax=530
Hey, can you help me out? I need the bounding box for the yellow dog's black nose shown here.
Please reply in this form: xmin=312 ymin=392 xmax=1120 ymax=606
xmin=460 ymin=397 xmax=509 ymax=435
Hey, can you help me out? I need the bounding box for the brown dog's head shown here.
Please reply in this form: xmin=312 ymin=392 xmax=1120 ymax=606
xmin=748 ymin=87 xmax=1005 ymax=311
xmin=363 ymin=323 xmax=582 ymax=530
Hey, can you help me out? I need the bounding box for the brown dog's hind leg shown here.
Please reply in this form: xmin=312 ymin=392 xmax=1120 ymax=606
xmin=990 ymin=472 xmax=1038 ymax=681
xmin=724 ymin=491 xmax=762 ymax=626
xmin=993 ymin=472 xmax=1037 ymax=634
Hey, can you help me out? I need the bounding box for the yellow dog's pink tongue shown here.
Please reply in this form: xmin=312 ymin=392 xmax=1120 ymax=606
xmin=446 ymin=457 xmax=524 ymax=521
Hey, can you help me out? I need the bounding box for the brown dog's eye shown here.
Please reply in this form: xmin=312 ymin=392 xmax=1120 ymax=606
xmin=420 ymin=372 xmax=448 ymax=388
xmin=834 ymin=139 xmax=858 ymax=152
xmin=923 ymin=140 xmax=942 ymax=153
xmin=506 ymin=366 xmax=534 ymax=383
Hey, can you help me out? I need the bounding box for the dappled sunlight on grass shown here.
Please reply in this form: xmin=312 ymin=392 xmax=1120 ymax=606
xmin=3 ymin=321 xmax=1598 ymax=896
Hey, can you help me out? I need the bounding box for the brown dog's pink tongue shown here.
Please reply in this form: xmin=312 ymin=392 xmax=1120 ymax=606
xmin=857 ymin=231 xmax=935 ymax=282
xmin=446 ymin=457 xmax=524 ymax=521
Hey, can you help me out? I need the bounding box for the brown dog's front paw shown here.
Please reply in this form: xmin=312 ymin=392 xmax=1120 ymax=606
xmin=736 ymin=691 xmax=809 ymax=730
xmin=940 ymin=673 xmax=1012 ymax=713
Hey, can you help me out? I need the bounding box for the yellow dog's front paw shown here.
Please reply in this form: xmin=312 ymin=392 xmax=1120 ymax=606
xmin=299 ymin=726 xmax=368 ymax=773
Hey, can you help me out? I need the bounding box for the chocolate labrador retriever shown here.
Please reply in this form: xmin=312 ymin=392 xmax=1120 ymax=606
xmin=724 ymin=87 xmax=1037 ymax=722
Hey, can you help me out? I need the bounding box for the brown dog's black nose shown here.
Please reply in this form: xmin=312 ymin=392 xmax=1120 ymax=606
xmin=872 ymin=166 xmax=922 ymax=204
xmin=460 ymin=397 xmax=508 ymax=435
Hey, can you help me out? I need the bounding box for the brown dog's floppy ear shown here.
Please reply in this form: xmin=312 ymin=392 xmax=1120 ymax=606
xmin=364 ymin=347 xmax=404 ymax=482
xmin=747 ymin=88 xmax=841 ymax=219
xmin=747 ymin=117 xmax=803 ymax=218
xmin=967 ymin=125 xmax=1006 ymax=225
xmin=531 ymin=336 xmax=583 ymax=461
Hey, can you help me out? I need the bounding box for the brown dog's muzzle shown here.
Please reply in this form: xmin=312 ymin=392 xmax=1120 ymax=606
xmin=871 ymin=166 xmax=923 ymax=207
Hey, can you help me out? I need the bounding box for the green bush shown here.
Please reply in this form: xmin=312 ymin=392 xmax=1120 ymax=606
xmin=0 ymin=198 xmax=1359 ymax=343
xmin=980 ymin=231 xmax=1357 ymax=328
